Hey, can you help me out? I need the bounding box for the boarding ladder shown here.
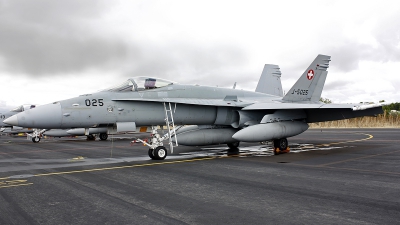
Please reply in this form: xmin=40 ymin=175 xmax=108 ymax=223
xmin=163 ymin=102 xmax=178 ymax=153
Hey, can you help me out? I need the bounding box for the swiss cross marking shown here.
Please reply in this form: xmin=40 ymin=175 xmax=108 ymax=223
xmin=307 ymin=69 xmax=314 ymax=80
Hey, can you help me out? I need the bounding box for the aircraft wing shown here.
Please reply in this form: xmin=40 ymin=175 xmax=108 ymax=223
xmin=112 ymin=97 xmax=254 ymax=107
xmin=242 ymin=102 xmax=383 ymax=123
xmin=244 ymin=102 xmax=385 ymax=110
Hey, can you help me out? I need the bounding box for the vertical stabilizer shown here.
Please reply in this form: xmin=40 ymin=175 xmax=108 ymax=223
xmin=282 ymin=54 xmax=330 ymax=102
xmin=255 ymin=64 xmax=283 ymax=97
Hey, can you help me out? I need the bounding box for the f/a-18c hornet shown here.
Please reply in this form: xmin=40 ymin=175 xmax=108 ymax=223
xmin=4 ymin=55 xmax=383 ymax=160
xmin=1 ymin=104 xmax=35 ymax=134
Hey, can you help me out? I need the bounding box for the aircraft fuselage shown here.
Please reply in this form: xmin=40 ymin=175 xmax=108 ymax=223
xmin=10 ymin=84 xmax=276 ymax=129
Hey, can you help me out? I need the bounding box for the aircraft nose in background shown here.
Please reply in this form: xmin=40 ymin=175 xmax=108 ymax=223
xmin=5 ymin=103 xmax=63 ymax=129
xmin=3 ymin=115 xmax=18 ymax=126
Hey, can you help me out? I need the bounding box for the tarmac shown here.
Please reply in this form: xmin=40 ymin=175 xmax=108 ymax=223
xmin=0 ymin=128 xmax=400 ymax=224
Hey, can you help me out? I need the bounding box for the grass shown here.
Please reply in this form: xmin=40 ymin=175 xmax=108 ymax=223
xmin=309 ymin=114 xmax=400 ymax=128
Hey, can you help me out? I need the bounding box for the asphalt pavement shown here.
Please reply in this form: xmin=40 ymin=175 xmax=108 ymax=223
xmin=0 ymin=128 xmax=400 ymax=224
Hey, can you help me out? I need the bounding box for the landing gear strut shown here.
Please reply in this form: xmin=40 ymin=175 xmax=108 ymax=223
xmin=273 ymin=138 xmax=290 ymax=155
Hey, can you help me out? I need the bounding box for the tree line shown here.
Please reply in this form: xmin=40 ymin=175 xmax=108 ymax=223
xmin=383 ymin=102 xmax=400 ymax=112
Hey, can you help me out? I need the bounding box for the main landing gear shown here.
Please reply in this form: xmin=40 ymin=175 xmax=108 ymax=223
xmin=273 ymin=138 xmax=290 ymax=155
xmin=99 ymin=133 xmax=108 ymax=141
xmin=86 ymin=133 xmax=108 ymax=141
xmin=86 ymin=134 xmax=96 ymax=141
xmin=227 ymin=141 xmax=240 ymax=156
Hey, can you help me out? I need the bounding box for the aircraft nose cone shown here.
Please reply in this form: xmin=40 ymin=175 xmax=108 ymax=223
xmin=3 ymin=115 xmax=18 ymax=126
xmin=11 ymin=103 xmax=63 ymax=129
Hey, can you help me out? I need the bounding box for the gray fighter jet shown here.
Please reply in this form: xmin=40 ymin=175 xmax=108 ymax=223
xmin=0 ymin=104 xmax=35 ymax=127
xmin=4 ymin=55 xmax=383 ymax=160
xmin=1 ymin=105 xmax=36 ymax=135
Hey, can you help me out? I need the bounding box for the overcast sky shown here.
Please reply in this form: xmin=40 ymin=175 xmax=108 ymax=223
xmin=1 ymin=0 xmax=399 ymax=109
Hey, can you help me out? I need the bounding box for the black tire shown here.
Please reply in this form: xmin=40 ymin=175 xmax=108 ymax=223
xmin=273 ymin=140 xmax=280 ymax=149
xmin=32 ymin=136 xmax=40 ymax=143
xmin=148 ymin=148 xmax=156 ymax=160
xmin=227 ymin=142 xmax=240 ymax=149
xmin=153 ymin=146 xmax=167 ymax=160
xmin=99 ymin=133 xmax=108 ymax=141
xmin=278 ymin=138 xmax=288 ymax=150
xmin=86 ymin=134 xmax=96 ymax=141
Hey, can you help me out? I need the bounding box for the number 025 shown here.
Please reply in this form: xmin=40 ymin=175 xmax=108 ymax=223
xmin=85 ymin=99 xmax=104 ymax=106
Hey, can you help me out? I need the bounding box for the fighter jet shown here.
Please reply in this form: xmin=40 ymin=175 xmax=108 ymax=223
xmin=1 ymin=105 xmax=36 ymax=135
xmin=4 ymin=55 xmax=383 ymax=160
xmin=1 ymin=104 xmax=35 ymax=127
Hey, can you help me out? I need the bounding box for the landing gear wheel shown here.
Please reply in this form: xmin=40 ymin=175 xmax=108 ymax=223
xmin=32 ymin=136 xmax=40 ymax=143
xmin=153 ymin=146 xmax=167 ymax=160
xmin=148 ymin=148 xmax=156 ymax=160
xmin=99 ymin=133 xmax=108 ymax=141
xmin=273 ymin=138 xmax=289 ymax=155
xmin=227 ymin=142 xmax=240 ymax=149
xmin=278 ymin=138 xmax=288 ymax=150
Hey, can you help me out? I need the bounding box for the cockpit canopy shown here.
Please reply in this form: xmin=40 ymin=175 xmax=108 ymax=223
xmin=11 ymin=105 xmax=36 ymax=112
xmin=105 ymin=77 xmax=175 ymax=92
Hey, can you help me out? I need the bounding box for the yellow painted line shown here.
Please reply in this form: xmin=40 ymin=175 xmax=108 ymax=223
xmin=315 ymin=133 xmax=373 ymax=147
xmin=33 ymin=157 xmax=216 ymax=177
xmin=0 ymin=180 xmax=33 ymax=189
xmin=0 ymin=157 xmax=217 ymax=180
xmin=0 ymin=145 xmax=131 ymax=155
xmin=0 ymin=183 xmax=34 ymax=189
xmin=0 ymin=179 xmax=28 ymax=184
